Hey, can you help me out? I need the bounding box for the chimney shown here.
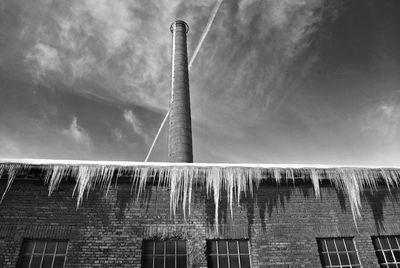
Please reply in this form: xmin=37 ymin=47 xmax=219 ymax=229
xmin=168 ymin=20 xmax=193 ymax=163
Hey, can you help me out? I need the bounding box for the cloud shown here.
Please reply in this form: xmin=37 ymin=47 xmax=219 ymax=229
xmin=188 ymin=0 xmax=339 ymax=138
xmin=19 ymin=0 xmax=210 ymax=109
xmin=25 ymin=43 xmax=61 ymax=82
xmin=62 ymin=116 xmax=91 ymax=145
xmin=123 ymin=109 xmax=150 ymax=144
xmin=364 ymin=91 xmax=400 ymax=137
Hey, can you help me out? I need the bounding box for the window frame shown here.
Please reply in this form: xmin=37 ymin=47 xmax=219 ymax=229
xmin=372 ymin=235 xmax=400 ymax=267
xmin=17 ymin=239 xmax=69 ymax=268
xmin=206 ymin=239 xmax=251 ymax=268
xmin=141 ymin=239 xmax=187 ymax=268
xmin=316 ymin=237 xmax=361 ymax=268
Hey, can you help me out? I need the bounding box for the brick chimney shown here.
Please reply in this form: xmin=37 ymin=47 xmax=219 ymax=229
xmin=168 ymin=20 xmax=193 ymax=163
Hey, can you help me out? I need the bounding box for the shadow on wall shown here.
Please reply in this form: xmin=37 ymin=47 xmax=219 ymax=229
xmin=115 ymin=185 xmax=154 ymax=220
xmin=97 ymin=181 xmax=400 ymax=235
xmin=202 ymin=182 xmax=400 ymax=236
xmin=363 ymin=188 xmax=399 ymax=234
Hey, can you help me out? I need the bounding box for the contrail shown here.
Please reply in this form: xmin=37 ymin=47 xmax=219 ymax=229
xmin=188 ymin=0 xmax=224 ymax=70
xmin=144 ymin=111 xmax=169 ymax=162
xmin=144 ymin=0 xmax=224 ymax=162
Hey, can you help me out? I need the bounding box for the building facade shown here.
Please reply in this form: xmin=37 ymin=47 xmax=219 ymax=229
xmin=1 ymin=163 xmax=400 ymax=268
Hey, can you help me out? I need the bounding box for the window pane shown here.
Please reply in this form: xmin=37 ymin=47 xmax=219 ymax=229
xmin=176 ymin=256 xmax=186 ymax=268
xmin=317 ymin=239 xmax=327 ymax=252
xmin=393 ymin=250 xmax=400 ymax=261
xmin=239 ymin=241 xmax=249 ymax=254
xmin=326 ymin=240 xmax=336 ymax=252
xmin=142 ymin=256 xmax=153 ymax=268
xmin=208 ymin=256 xmax=218 ymax=268
xmin=53 ymin=256 xmax=65 ymax=268
xmin=56 ymin=242 xmax=68 ymax=255
xmin=228 ymin=241 xmax=238 ymax=255
xmin=344 ymin=239 xmax=355 ymax=251
xmin=372 ymin=237 xmax=381 ymax=250
xmin=22 ymin=241 xmax=35 ymax=254
xmin=385 ymin=251 xmax=395 ymax=262
xmin=336 ymin=239 xmax=345 ymax=252
xmin=320 ymin=253 xmax=330 ymax=266
xmin=166 ymin=241 xmax=175 ymax=255
xmin=154 ymin=256 xmax=164 ymax=267
xmin=339 ymin=252 xmax=349 ymax=265
xmin=388 ymin=237 xmax=398 ymax=249
xmin=388 ymin=264 xmax=397 ymax=268
xmin=45 ymin=242 xmax=57 ymax=254
xmin=19 ymin=255 xmax=31 ymax=268
xmin=240 ymin=255 xmax=251 ymax=268
xmin=219 ymin=256 xmax=228 ymax=268
xmin=34 ymin=241 xmax=45 ymax=254
xmin=155 ymin=242 xmax=164 ymax=255
xmin=208 ymin=241 xmax=217 ymax=254
xmin=30 ymin=255 xmax=42 ymax=267
xmin=176 ymin=241 xmax=186 ymax=255
xmin=165 ymin=256 xmax=175 ymax=268
xmin=143 ymin=241 xmax=154 ymax=255
xmin=381 ymin=238 xmax=390 ymax=249
xmin=349 ymin=252 xmax=360 ymax=264
xmin=42 ymin=255 xmax=54 ymax=268
xmin=229 ymin=255 xmax=239 ymax=268
xmin=329 ymin=253 xmax=340 ymax=265
xmin=376 ymin=251 xmax=385 ymax=263
xmin=218 ymin=241 xmax=227 ymax=254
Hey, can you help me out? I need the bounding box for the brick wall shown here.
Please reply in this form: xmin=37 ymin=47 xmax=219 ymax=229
xmin=1 ymin=178 xmax=400 ymax=267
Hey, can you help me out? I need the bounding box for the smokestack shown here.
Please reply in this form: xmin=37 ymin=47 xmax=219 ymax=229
xmin=168 ymin=20 xmax=193 ymax=163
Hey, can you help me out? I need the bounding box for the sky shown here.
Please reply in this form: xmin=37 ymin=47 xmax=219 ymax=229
xmin=0 ymin=0 xmax=399 ymax=165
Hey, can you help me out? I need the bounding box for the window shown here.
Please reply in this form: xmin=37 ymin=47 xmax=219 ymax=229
xmin=317 ymin=238 xmax=361 ymax=268
xmin=372 ymin=236 xmax=400 ymax=267
xmin=142 ymin=240 xmax=187 ymax=268
xmin=18 ymin=239 xmax=68 ymax=268
xmin=207 ymin=240 xmax=251 ymax=268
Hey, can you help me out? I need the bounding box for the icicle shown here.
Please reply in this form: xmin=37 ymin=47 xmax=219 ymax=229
xmin=310 ymin=169 xmax=320 ymax=198
xmin=46 ymin=165 xmax=70 ymax=196
xmin=0 ymin=164 xmax=22 ymax=203
xmin=225 ymin=168 xmax=234 ymax=219
xmin=274 ymin=168 xmax=281 ymax=184
xmin=1 ymin=160 xmax=400 ymax=230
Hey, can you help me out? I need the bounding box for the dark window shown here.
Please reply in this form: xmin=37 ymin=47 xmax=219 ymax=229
xmin=142 ymin=240 xmax=187 ymax=268
xmin=317 ymin=237 xmax=361 ymax=268
xmin=18 ymin=239 xmax=68 ymax=268
xmin=372 ymin=236 xmax=400 ymax=267
xmin=207 ymin=240 xmax=251 ymax=268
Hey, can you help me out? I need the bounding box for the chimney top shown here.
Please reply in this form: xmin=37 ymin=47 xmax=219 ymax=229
xmin=170 ymin=20 xmax=189 ymax=33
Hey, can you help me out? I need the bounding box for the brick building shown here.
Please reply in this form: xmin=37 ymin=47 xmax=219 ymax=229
xmin=1 ymin=20 xmax=400 ymax=268
xmin=1 ymin=161 xmax=400 ymax=268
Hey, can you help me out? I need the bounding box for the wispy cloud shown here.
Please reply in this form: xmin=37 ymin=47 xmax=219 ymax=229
xmin=364 ymin=90 xmax=400 ymax=137
xmin=123 ymin=109 xmax=150 ymax=144
xmin=62 ymin=116 xmax=91 ymax=145
xmin=190 ymin=0 xmax=338 ymax=134
xmin=19 ymin=0 xmax=217 ymax=110
xmin=25 ymin=43 xmax=61 ymax=82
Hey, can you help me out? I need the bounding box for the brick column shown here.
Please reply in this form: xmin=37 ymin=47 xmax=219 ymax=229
xmin=168 ymin=20 xmax=193 ymax=163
